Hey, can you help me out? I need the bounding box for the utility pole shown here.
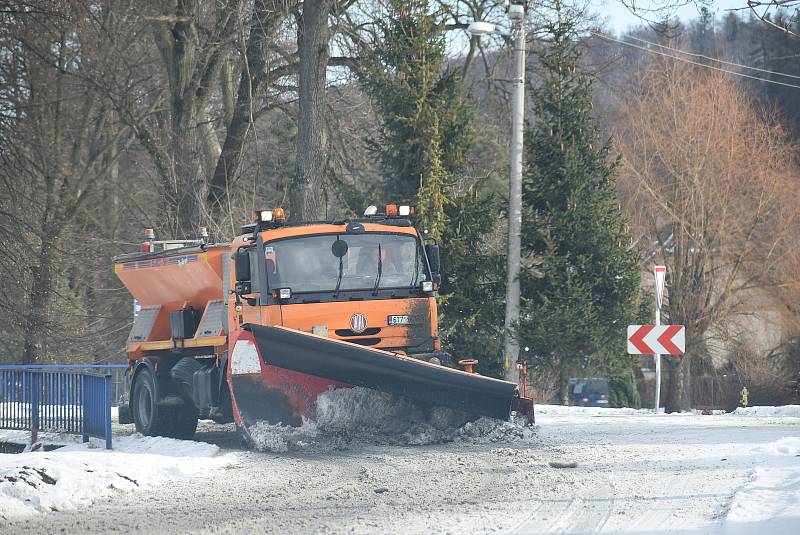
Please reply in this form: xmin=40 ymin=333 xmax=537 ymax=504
xmin=465 ymin=2 xmax=527 ymax=384
xmin=503 ymin=3 xmax=526 ymax=382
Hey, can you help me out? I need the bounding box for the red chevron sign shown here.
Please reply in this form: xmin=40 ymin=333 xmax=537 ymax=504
xmin=627 ymin=325 xmax=685 ymax=355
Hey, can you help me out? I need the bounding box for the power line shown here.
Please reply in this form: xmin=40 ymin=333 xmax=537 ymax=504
xmin=591 ymin=31 xmax=800 ymax=90
xmin=624 ymin=33 xmax=800 ymax=80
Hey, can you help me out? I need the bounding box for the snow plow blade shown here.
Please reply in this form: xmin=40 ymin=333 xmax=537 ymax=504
xmin=245 ymin=324 xmax=531 ymax=422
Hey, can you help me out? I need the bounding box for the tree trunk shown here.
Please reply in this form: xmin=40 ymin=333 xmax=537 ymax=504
xmin=208 ymin=110 xmax=248 ymax=219
xmin=664 ymin=355 xmax=691 ymax=412
xmin=290 ymin=0 xmax=332 ymax=222
xmin=207 ymin=0 xmax=295 ymax=218
xmin=22 ymin=232 xmax=60 ymax=364
xmin=559 ymin=360 xmax=569 ymax=405
xmin=199 ymin=110 xmax=222 ymax=183
xmin=151 ymin=3 xmax=213 ymax=237
xmin=172 ymin=105 xmax=205 ymax=237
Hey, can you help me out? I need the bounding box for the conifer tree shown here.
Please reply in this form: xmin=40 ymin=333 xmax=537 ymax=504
xmin=519 ymin=12 xmax=641 ymax=401
xmin=358 ymin=0 xmax=504 ymax=371
xmin=358 ymin=0 xmax=470 ymax=240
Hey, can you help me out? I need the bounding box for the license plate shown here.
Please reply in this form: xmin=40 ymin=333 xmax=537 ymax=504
xmin=312 ymin=326 xmax=328 ymax=337
xmin=388 ymin=315 xmax=410 ymax=326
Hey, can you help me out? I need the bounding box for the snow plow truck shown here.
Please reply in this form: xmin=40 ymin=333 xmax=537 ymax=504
xmin=114 ymin=205 xmax=534 ymax=442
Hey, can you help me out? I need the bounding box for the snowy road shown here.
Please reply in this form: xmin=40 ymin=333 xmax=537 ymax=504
xmin=2 ymin=402 xmax=799 ymax=534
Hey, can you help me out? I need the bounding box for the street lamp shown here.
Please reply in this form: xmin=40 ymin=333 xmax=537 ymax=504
xmin=466 ymin=21 xmax=497 ymax=35
xmin=468 ymin=2 xmax=527 ymax=384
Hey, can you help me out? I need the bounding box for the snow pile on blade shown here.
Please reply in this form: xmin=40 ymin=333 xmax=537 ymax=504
xmin=246 ymin=387 xmax=536 ymax=453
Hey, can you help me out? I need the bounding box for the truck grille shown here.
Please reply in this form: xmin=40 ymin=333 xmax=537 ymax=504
xmin=342 ymin=337 xmax=381 ymax=346
xmin=335 ymin=327 xmax=381 ymax=337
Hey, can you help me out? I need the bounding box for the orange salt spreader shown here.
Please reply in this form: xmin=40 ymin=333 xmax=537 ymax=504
xmin=114 ymin=206 xmax=533 ymax=443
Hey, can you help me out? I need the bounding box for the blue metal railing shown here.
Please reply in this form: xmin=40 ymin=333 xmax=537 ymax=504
xmin=81 ymin=374 xmax=113 ymax=449
xmin=0 ymin=368 xmax=115 ymax=449
xmin=0 ymin=364 xmax=128 ymax=406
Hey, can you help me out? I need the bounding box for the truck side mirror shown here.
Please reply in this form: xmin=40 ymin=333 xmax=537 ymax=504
xmin=425 ymin=243 xmax=441 ymax=284
xmin=234 ymin=248 xmax=251 ymax=282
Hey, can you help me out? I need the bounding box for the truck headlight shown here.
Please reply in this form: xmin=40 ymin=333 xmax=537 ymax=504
xmin=278 ymin=288 xmax=291 ymax=299
xmin=421 ymin=281 xmax=433 ymax=292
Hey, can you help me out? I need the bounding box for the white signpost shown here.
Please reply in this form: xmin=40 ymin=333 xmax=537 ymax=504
xmin=653 ymin=265 xmax=666 ymax=412
xmin=627 ymin=266 xmax=685 ymax=412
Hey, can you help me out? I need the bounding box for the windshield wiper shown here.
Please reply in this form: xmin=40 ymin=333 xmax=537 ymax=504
xmin=372 ymin=243 xmax=382 ymax=295
xmin=333 ymin=238 xmax=345 ymax=297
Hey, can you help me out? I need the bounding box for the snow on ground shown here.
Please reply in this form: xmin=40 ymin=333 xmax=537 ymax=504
xmin=533 ymin=405 xmax=800 ymax=535
xmin=0 ymin=433 xmax=237 ymax=518
xmin=717 ymin=436 xmax=800 ymax=535
xmin=732 ymin=405 xmax=800 ymax=417
xmin=534 ymin=404 xmax=646 ymax=417
xmin=0 ymin=428 xmax=83 ymax=446
xmin=1 ymin=397 xmax=799 ymax=534
xmin=0 ymin=404 xmax=119 ymax=420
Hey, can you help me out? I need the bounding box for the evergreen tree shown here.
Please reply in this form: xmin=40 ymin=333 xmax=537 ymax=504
xmin=751 ymin=10 xmax=800 ymax=137
xmin=357 ymin=0 xmax=505 ymax=372
xmin=688 ymin=7 xmax=715 ymax=57
xmin=437 ymin=183 xmax=506 ymax=376
xmin=358 ymin=0 xmax=470 ymax=239
xmin=518 ymin=13 xmax=641 ymax=402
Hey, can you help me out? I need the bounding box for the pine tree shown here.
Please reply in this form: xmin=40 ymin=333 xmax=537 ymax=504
xmin=357 ymin=0 xmax=504 ymax=372
xmin=358 ymin=0 xmax=470 ymax=240
xmin=518 ymin=13 xmax=641 ymax=402
xmin=437 ymin=183 xmax=506 ymax=375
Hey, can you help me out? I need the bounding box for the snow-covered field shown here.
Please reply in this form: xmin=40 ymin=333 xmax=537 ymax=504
xmin=1 ymin=394 xmax=798 ymax=534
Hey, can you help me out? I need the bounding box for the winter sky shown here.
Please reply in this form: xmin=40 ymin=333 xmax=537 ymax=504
xmin=597 ymin=1 xmax=751 ymax=34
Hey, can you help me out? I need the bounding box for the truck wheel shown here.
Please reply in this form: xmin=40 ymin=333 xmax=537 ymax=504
xmin=133 ymin=367 xmax=199 ymax=439
xmin=132 ymin=367 xmax=161 ymax=436
xmin=168 ymin=405 xmax=198 ymax=440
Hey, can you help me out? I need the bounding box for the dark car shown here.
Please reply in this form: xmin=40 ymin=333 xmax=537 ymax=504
xmin=567 ymin=377 xmax=610 ymax=407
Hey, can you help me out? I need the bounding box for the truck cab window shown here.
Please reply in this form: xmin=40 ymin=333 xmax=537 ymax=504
xmin=265 ymin=233 xmax=428 ymax=295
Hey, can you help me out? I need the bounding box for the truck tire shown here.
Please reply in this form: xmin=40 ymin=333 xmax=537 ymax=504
xmin=132 ymin=367 xmax=198 ymax=439
xmin=169 ymin=404 xmax=198 ymax=440
xmin=132 ymin=366 xmax=162 ymax=436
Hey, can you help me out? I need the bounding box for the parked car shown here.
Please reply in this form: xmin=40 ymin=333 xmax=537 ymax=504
xmin=568 ymin=377 xmax=610 ymax=407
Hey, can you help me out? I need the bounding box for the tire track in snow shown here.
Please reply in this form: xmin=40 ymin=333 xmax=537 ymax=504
xmin=509 ymin=473 xmax=615 ymax=534
xmin=616 ymin=465 xmax=692 ymax=533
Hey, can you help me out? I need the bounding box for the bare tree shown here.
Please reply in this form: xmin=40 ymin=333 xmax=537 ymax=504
xmin=98 ymin=1 xmax=303 ymax=237
xmin=290 ymin=0 xmax=334 ymax=221
xmin=0 ymin=3 xmax=139 ymax=362
xmin=207 ymin=0 xmax=301 ymax=222
xmin=733 ymin=1 xmax=800 ymax=37
xmin=615 ymin=60 xmax=800 ymax=411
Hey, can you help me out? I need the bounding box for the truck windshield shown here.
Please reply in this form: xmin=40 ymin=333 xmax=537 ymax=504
xmin=264 ymin=233 xmax=429 ymax=294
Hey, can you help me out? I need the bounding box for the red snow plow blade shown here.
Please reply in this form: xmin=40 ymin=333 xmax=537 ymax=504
xmin=227 ymin=324 xmax=533 ymax=429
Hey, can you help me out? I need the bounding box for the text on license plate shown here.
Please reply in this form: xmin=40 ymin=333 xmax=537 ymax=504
xmin=388 ymin=315 xmax=410 ymax=326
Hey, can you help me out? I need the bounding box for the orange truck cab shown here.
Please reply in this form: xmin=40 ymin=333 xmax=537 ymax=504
xmin=114 ymin=206 xmax=533 ymax=442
